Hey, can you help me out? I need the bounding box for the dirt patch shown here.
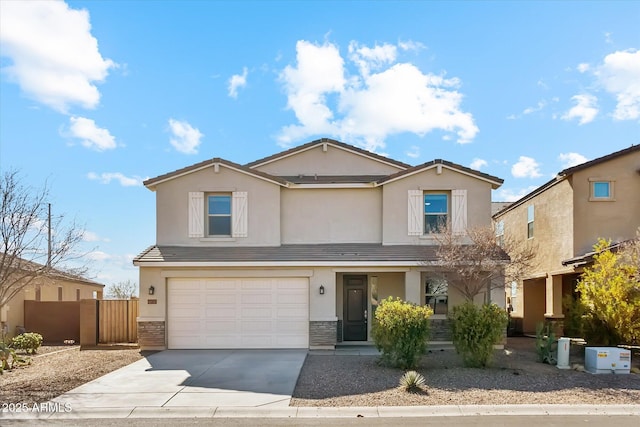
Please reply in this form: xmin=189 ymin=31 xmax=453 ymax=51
xmin=1 ymin=346 xmax=147 ymax=405
xmin=291 ymin=337 xmax=640 ymax=406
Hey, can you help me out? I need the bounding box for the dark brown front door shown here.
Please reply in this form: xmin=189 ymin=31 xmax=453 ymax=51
xmin=343 ymin=276 xmax=367 ymax=341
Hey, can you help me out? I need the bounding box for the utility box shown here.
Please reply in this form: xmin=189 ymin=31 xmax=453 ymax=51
xmin=585 ymin=347 xmax=631 ymax=374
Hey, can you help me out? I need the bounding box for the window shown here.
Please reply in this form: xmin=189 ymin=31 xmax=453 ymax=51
xmin=207 ymin=194 xmax=232 ymax=236
xmin=57 ymin=286 xmax=63 ymax=301
xmin=425 ymin=277 xmax=448 ymax=315
xmin=509 ymin=281 xmax=517 ymax=313
xmin=590 ymin=180 xmax=614 ymax=201
xmin=76 ymin=289 xmax=81 ymax=301
xmin=527 ymin=205 xmax=534 ymax=239
xmin=495 ymin=220 xmax=504 ymax=247
xmin=424 ymin=193 xmax=448 ymax=234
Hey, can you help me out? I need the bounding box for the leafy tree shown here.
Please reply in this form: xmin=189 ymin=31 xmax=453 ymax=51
xmin=1 ymin=171 xmax=86 ymax=326
xmin=577 ymin=238 xmax=640 ymax=345
xmin=371 ymin=297 xmax=433 ymax=369
xmin=105 ymin=280 xmax=138 ymax=299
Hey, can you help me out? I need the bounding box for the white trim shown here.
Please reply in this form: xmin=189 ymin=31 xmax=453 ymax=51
xmin=287 ymin=183 xmax=377 ymax=189
xmin=310 ymin=317 xmax=339 ymax=322
xmin=249 ymin=141 xmax=408 ymax=171
xmin=379 ymin=163 xmax=503 ymax=188
xmin=160 ymin=269 xmax=314 ymax=278
xmin=451 ymin=189 xmax=467 ymax=235
xmin=231 ymin=191 xmax=248 ymax=237
xmin=188 ymin=192 xmax=204 ymax=238
xmin=408 ymin=189 xmax=423 ymax=236
xmin=136 ymin=317 xmax=166 ymax=322
xmin=135 ymin=260 xmax=443 ymax=267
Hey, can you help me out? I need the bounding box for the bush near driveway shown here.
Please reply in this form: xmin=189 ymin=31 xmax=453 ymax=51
xmin=372 ymin=297 xmax=433 ymax=369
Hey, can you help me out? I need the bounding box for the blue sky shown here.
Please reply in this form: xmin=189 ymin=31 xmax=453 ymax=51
xmin=1 ymin=0 xmax=638 ymax=288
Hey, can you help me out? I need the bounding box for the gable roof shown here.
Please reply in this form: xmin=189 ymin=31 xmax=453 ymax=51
xmin=2 ymin=253 xmax=105 ymax=288
xmin=493 ymin=144 xmax=640 ymax=218
xmin=376 ymin=159 xmax=504 ymax=188
xmin=245 ymin=138 xmax=411 ymax=171
xmin=143 ymin=157 xmax=289 ymax=190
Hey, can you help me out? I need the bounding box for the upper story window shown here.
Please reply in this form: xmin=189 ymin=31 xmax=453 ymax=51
xmin=527 ymin=205 xmax=534 ymax=239
xmin=424 ymin=193 xmax=449 ymax=234
xmin=590 ymin=179 xmax=614 ymax=201
xmin=207 ymin=194 xmax=232 ymax=236
xmin=495 ymin=220 xmax=504 ymax=247
xmin=188 ymin=191 xmax=248 ymax=239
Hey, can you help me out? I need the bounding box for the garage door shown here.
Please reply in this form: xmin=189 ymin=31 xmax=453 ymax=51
xmin=167 ymin=277 xmax=308 ymax=349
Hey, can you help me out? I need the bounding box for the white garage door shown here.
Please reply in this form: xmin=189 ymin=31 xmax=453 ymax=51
xmin=167 ymin=277 xmax=309 ymax=349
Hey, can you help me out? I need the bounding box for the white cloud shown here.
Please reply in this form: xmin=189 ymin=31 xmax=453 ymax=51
xmin=496 ymin=186 xmax=539 ymax=202
xmin=398 ymin=40 xmax=426 ymax=52
xmin=168 ymin=118 xmax=203 ymax=154
xmin=405 ymin=145 xmax=420 ymax=159
xmin=522 ymin=100 xmax=546 ymax=115
xmin=228 ymin=67 xmax=248 ymax=98
xmin=470 ymin=158 xmax=488 ymax=170
xmin=67 ymin=116 xmax=116 ymax=151
xmin=511 ymin=156 xmax=542 ymax=179
xmin=0 ymin=0 xmax=115 ymax=113
xmin=82 ymin=230 xmax=110 ymax=242
xmin=577 ymin=63 xmax=590 ymax=73
xmin=87 ymin=172 xmax=144 ymax=187
xmin=562 ymin=94 xmax=598 ymax=125
xmin=558 ymin=152 xmax=588 ymax=169
xmin=278 ymin=40 xmax=478 ymax=151
xmin=85 ymin=250 xmax=111 ymax=261
xmin=594 ymin=49 xmax=640 ymax=120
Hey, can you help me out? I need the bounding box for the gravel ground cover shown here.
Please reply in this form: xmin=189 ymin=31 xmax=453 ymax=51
xmin=290 ymin=337 xmax=640 ymax=406
xmin=1 ymin=346 xmax=146 ymax=404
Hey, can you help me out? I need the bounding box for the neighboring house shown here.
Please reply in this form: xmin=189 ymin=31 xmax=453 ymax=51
xmin=134 ymin=138 xmax=504 ymax=350
xmin=493 ymin=144 xmax=640 ymax=335
xmin=0 ymin=261 xmax=105 ymax=338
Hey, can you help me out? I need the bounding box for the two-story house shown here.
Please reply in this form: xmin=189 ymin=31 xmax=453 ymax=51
xmin=494 ymin=144 xmax=640 ymax=335
xmin=133 ymin=138 xmax=504 ymax=350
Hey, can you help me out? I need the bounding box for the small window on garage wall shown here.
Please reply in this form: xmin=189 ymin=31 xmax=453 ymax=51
xmin=76 ymin=289 xmax=81 ymax=301
xmin=58 ymin=286 xmax=63 ymax=301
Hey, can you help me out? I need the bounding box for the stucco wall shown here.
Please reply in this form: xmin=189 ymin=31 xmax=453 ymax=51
xmin=154 ymin=165 xmax=281 ymax=246
xmin=382 ymin=167 xmax=494 ymax=244
xmin=281 ymin=187 xmax=382 ymax=243
xmin=252 ymin=143 xmax=404 ymax=176
xmin=571 ymin=152 xmax=640 ymax=256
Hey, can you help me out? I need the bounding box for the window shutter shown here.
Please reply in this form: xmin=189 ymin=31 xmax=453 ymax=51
xmin=407 ymin=190 xmax=423 ymax=236
xmin=232 ymin=191 xmax=248 ymax=238
xmin=451 ymin=189 xmax=467 ymax=235
xmin=188 ymin=192 xmax=204 ymax=238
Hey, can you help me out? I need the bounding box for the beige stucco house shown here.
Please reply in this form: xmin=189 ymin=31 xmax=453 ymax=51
xmin=493 ymin=144 xmax=640 ymax=335
xmin=134 ymin=138 xmax=505 ymax=350
xmin=0 ymin=263 xmax=104 ymax=338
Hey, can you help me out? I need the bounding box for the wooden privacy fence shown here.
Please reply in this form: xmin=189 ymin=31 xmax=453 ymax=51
xmin=79 ymin=299 xmax=139 ymax=347
xmin=98 ymin=299 xmax=139 ymax=343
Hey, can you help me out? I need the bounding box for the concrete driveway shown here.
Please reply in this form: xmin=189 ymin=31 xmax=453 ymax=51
xmin=52 ymin=349 xmax=307 ymax=411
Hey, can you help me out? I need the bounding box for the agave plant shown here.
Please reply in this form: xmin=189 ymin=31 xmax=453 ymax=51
xmin=399 ymin=370 xmax=426 ymax=393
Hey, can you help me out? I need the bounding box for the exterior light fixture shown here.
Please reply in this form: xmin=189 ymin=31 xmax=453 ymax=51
xmin=148 ymin=285 xmax=155 ymax=296
xmin=319 ymin=285 xmax=325 ymax=295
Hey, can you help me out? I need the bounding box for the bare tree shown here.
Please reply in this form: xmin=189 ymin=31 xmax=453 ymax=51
xmin=0 ymin=170 xmax=86 ymax=320
xmin=105 ymin=280 xmax=138 ymax=299
xmin=432 ymin=224 xmax=537 ymax=303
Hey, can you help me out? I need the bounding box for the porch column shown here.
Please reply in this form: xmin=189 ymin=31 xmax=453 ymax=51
xmin=544 ymin=274 xmax=563 ymax=317
xmin=405 ymin=270 xmax=421 ymax=304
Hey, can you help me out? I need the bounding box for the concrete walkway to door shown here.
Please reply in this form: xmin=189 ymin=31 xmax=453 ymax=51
xmin=51 ymin=349 xmax=307 ymax=412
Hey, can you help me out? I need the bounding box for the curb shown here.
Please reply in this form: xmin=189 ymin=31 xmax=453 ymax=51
xmin=2 ymin=404 xmax=640 ymax=420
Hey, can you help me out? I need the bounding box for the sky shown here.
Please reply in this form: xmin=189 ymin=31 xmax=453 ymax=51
xmin=0 ymin=0 xmax=639 ymax=289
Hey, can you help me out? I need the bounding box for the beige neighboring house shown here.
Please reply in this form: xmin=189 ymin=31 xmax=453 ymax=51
xmin=134 ymin=138 xmax=505 ymax=350
xmin=493 ymin=144 xmax=640 ymax=335
xmin=0 ymin=260 xmax=105 ymax=338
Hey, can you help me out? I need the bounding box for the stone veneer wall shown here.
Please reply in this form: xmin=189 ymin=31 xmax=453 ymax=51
xmin=138 ymin=320 xmax=166 ymax=348
xmin=309 ymin=320 xmax=337 ymax=348
xmin=429 ymin=318 xmax=452 ymax=341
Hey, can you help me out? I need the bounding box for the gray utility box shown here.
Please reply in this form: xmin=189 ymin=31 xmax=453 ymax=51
xmin=585 ymin=347 xmax=631 ymax=374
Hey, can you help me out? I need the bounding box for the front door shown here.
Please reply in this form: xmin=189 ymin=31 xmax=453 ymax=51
xmin=343 ymin=276 xmax=367 ymax=341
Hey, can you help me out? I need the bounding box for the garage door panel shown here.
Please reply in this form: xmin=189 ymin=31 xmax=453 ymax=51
xmin=168 ymin=277 xmax=308 ymax=349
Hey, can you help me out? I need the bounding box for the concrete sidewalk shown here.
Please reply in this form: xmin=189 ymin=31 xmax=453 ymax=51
xmin=2 ymin=404 xmax=639 ymax=420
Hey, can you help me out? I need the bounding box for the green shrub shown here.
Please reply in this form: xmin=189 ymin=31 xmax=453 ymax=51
xmin=450 ymin=302 xmax=508 ymax=368
xmin=535 ymin=322 xmax=557 ymax=364
xmin=562 ymin=294 xmax=585 ymax=338
xmin=399 ymin=370 xmax=426 ymax=393
xmin=371 ymin=297 xmax=433 ymax=369
xmin=0 ymin=341 xmax=28 ymax=374
xmin=11 ymin=332 xmax=43 ymax=354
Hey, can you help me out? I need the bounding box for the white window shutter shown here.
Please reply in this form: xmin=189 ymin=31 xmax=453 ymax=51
xmin=188 ymin=192 xmax=204 ymax=238
xmin=232 ymin=191 xmax=248 ymax=238
xmin=452 ymin=189 xmax=467 ymax=235
xmin=407 ymin=190 xmax=423 ymax=236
